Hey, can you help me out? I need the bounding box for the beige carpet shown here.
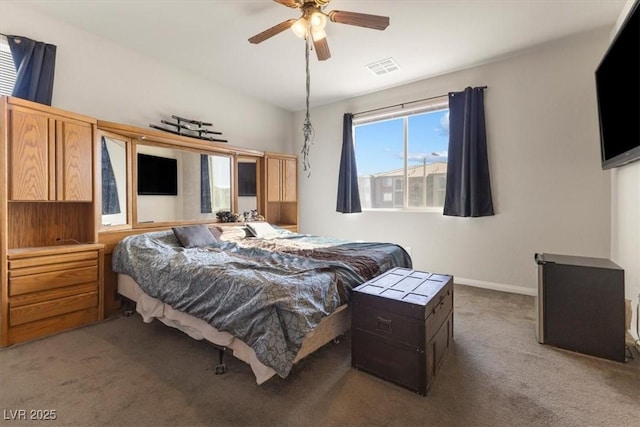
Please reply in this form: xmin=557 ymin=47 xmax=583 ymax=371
xmin=1 ymin=284 xmax=638 ymax=427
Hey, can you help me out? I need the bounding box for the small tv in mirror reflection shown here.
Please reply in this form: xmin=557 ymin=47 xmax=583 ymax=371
xmin=238 ymin=162 xmax=257 ymax=196
xmin=137 ymin=153 xmax=178 ymax=195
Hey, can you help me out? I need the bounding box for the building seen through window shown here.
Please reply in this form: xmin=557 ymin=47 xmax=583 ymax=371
xmin=354 ymin=98 xmax=449 ymax=210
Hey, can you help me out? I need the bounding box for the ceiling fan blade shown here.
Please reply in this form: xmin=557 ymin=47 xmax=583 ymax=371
xmin=273 ymin=0 xmax=302 ymax=8
xmin=313 ymin=37 xmax=331 ymax=61
xmin=249 ymin=19 xmax=297 ymax=44
xmin=327 ymin=10 xmax=390 ymax=31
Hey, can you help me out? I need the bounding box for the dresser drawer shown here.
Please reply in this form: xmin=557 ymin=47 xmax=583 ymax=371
xmin=8 ymin=250 xmax=97 ymax=270
xmin=10 ymin=291 xmax=98 ymax=326
xmin=9 ymin=266 xmax=98 ymax=296
xmin=10 ymin=282 xmax=97 ymax=308
xmin=8 ymin=308 xmax=99 ymax=345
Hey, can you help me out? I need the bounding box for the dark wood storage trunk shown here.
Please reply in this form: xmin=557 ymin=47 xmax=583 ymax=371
xmin=351 ymin=267 xmax=454 ymax=395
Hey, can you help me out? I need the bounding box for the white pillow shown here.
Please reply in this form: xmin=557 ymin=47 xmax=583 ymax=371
xmin=217 ymin=226 xmax=248 ymax=241
xmin=246 ymin=222 xmax=279 ymax=239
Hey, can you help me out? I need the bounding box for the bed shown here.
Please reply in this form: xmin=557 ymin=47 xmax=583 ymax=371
xmin=111 ymin=224 xmax=412 ymax=384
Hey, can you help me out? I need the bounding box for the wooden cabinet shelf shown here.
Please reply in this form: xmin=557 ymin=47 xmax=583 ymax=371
xmin=263 ymin=153 xmax=298 ymax=231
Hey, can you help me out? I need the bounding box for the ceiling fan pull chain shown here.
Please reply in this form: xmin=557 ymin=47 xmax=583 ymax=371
xmin=302 ymin=30 xmax=314 ymax=177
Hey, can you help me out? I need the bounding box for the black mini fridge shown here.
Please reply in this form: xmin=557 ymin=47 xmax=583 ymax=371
xmin=535 ymin=253 xmax=625 ymax=362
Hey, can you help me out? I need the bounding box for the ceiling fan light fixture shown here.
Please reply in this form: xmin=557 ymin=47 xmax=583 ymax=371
xmin=309 ymin=11 xmax=327 ymax=29
xmin=311 ymin=28 xmax=327 ymax=42
xmin=291 ymin=18 xmax=308 ymax=38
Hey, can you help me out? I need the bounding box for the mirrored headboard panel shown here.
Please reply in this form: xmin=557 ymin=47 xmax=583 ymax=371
xmin=99 ymin=131 xmax=131 ymax=230
xmin=96 ymin=120 xmax=268 ymax=232
xmin=237 ymin=156 xmax=261 ymax=215
xmin=135 ymin=144 xmax=233 ymax=225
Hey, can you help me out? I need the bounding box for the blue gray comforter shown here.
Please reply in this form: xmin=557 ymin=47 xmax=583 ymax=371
xmin=112 ymin=229 xmax=411 ymax=378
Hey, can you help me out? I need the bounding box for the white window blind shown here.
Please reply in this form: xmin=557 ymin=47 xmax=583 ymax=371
xmin=353 ymin=96 xmax=449 ymax=125
xmin=0 ymin=36 xmax=17 ymax=96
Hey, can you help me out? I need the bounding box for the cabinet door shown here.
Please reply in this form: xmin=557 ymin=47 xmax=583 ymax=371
xmin=57 ymin=120 xmax=93 ymax=201
xmin=8 ymin=110 xmax=93 ymax=202
xmin=8 ymin=109 xmax=52 ymax=201
xmin=266 ymin=157 xmax=282 ymax=202
xmin=282 ymin=158 xmax=297 ymax=202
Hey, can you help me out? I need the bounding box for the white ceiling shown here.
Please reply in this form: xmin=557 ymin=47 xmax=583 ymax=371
xmin=17 ymin=0 xmax=626 ymax=112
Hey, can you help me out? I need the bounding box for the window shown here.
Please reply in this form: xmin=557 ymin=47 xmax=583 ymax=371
xmin=354 ymin=97 xmax=449 ymax=210
xmin=0 ymin=36 xmax=17 ymax=96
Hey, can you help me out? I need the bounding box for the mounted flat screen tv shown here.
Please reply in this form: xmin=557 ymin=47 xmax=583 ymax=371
xmin=595 ymin=0 xmax=640 ymax=170
xmin=238 ymin=162 xmax=257 ymax=196
xmin=137 ymin=153 xmax=178 ymax=195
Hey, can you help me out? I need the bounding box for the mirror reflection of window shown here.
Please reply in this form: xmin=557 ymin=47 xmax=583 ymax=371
xmin=210 ymin=155 xmax=231 ymax=212
xmin=101 ymin=136 xmax=127 ymax=227
xmin=201 ymin=154 xmax=231 ymax=213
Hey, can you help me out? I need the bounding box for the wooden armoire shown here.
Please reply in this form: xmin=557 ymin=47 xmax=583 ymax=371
xmin=0 ymin=96 xmax=104 ymax=347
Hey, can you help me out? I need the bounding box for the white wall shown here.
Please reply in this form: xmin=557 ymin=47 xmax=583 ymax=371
xmin=294 ymin=29 xmax=613 ymax=294
xmin=612 ymin=165 xmax=640 ymax=340
xmin=610 ymin=0 xmax=640 ymax=342
xmin=0 ymin=1 xmax=292 ymax=154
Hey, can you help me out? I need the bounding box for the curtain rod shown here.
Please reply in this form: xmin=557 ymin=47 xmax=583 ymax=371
xmin=352 ymin=86 xmax=487 ymax=117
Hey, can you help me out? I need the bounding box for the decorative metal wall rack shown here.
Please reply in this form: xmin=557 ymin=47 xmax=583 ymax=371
xmin=150 ymin=115 xmax=228 ymax=143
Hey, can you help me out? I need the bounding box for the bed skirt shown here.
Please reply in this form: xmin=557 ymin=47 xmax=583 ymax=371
xmin=117 ymin=274 xmax=351 ymax=384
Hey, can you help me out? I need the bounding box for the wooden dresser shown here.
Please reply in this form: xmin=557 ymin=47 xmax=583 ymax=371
xmin=6 ymin=244 xmax=104 ymax=345
xmin=351 ymin=267 xmax=454 ymax=395
xmin=0 ymin=96 xmax=103 ymax=347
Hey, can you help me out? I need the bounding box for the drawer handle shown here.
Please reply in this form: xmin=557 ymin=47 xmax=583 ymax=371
xmin=433 ymin=299 xmax=445 ymax=315
xmin=376 ymin=316 xmax=393 ymax=334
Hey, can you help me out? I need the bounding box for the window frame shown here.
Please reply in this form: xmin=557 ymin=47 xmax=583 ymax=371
xmin=352 ymin=96 xmax=449 ymax=213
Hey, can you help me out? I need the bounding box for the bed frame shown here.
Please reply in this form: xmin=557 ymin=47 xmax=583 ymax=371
xmin=117 ymin=274 xmax=351 ymax=384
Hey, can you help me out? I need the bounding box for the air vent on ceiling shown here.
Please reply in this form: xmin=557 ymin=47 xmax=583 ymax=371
xmin=365 ymin=57 xmax=400 ymax=75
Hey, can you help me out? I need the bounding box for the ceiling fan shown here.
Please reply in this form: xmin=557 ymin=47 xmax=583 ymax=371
xmin=248 ymin=0 xmax=390 ymax=61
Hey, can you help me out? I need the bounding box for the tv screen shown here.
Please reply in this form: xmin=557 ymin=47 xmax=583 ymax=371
xmin=238 ymin=162 xmax=257 ymax=196
xmin=137 ymin=153 xmax=178 ymax=195
xmin=595 ymin=0 xmax=640 ymax=170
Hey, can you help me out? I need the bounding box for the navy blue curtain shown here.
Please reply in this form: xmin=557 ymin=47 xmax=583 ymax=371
xmin=101 ymin=138 xmax=121 ymax=215
xmin=443 ymin=87 xmax=494 ymax=217
xmin=336 ymin=113 xmax=362 ymax=213
xmin=201 ymin=154 xmax=212 ymax=214
xmin=8 ymin=35 xmax=57 ymax=106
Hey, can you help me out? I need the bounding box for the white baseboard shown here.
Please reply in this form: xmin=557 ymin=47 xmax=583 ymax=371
xmin=455 ymin=277 xmax=536 ymax=296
